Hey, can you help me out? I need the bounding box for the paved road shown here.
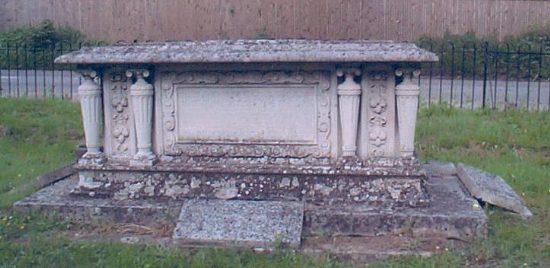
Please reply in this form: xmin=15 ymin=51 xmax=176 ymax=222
xmin=419 ymin=77 xmax=550 ymax=111
xmin=0 ymin=69 xmax=79 ymax=99
xmin=1 ymin=69 xmax=549 ymax=110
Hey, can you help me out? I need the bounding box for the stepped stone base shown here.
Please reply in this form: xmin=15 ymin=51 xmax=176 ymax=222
xmin=13 ymin=163 xmax=487 ymax=258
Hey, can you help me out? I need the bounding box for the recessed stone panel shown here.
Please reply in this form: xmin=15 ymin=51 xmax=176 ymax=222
xmin=176 ymin=85 xmax=317 ymax=145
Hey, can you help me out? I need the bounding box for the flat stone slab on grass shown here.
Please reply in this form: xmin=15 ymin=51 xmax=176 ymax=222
xmin=456 ymin=163 xmax=532 ymax=218
xmin=174 ymin=199 xmax=304 ymax=248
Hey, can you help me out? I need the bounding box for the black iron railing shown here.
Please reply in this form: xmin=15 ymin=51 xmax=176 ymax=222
xmin=419 ymin=41 xmax=550 ymax=111
xmin=1 ymin=41 xmax=549 ymax=111
xmin=0 ymin=42 xmax=82 ymax=100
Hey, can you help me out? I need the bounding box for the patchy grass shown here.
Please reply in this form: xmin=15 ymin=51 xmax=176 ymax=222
xmin=0 ymin=99 xmax=548 ymax=267
xmin=415 ymin=106 xmax=550 ymax=267
xmin=0 ymin=226 xmax=344 ymax=268
xmin=0 ymin=98 xmax=82 ymax=208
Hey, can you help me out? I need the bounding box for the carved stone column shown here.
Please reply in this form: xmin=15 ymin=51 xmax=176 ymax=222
xmin=78 ymin=70 xmax=105 ymax=165
xmin=127 ymin=70 xmax=157 ymax=166
xmin=395 ymin=69 xmax=421 ymax=157
xmin=337 ymin=68 xmax=362 ymax=157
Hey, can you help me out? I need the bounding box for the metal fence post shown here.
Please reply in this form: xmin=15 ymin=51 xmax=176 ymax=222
xmin=482 ymin=42 xmax=489 ymax=109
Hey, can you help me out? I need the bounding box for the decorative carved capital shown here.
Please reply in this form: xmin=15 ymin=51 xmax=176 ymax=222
xmin=78 ymin=70 xmax=101 ymax=96
xmin=79 ymin=70 xmax=98 ymax=80
xmin=395 ymin=69 xmax=421 ymax=80
xmin=126 ymin=69 xmax=151 ymax=79
xmin=127 ymin=69 xmax=154 ymax=96
xmin=395 ymin=69 xmax=420 ymax=96
xmin=337 ymin=68 xmax=361 ymax=96
xmin=336 ymin=68 xmax=361 ymax=77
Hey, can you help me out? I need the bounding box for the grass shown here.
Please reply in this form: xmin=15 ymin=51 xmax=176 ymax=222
xmin=415 ymin=106 xmax=550 ymax=267
xmin=0 ymin=99 xmax=549 ymax=267
xmin=0 ymin=98 xmax=82 ymax=208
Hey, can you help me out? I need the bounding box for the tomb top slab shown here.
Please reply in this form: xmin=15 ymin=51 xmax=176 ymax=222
xmin=55 ymin=39 xmax=438 ymax=65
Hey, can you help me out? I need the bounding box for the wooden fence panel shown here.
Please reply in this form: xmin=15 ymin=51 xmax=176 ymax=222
xmin=1 ymin=0 xmax=549 ymax=42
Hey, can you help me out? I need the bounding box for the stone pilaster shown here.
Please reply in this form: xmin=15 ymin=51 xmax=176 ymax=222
xmin=337 ymin=68 xmax=362 ymax=157
xmin=78 ymin=70 xmax=105 ymax=166
xmin=127 ymin=69 xmax=157 ymax=166
xmin=395 ymin=69 xmax=421 ymax=157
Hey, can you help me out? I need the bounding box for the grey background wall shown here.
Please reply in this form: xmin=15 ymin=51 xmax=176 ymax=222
xmin=1 ymin=0 xmax=549 ymax=42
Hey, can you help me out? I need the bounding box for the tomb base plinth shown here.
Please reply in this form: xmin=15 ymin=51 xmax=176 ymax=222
xmin=14 ymin=162 xmax=487 ymax=256
xmin=73 ymin=157 xmax=429 ymax=208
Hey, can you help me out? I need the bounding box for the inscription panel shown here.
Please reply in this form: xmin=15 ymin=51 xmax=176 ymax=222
xmin=176 ymin=85 xmax=317 ymax=145
xmin=160 ymin=71 xmax=332 ymax=159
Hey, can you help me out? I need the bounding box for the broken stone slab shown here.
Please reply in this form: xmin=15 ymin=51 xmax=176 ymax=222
xmin=173 ymin=199 xmax=304 ymax=248
xmin=420 ymin=161 xmax=457 ymax=177
xmin=456 ymin=163 xmax=532 ymax=218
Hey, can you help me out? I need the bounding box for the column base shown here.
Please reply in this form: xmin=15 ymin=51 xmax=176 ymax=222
xmin=77 ymin=171 xmax=103 ymax=189
xmin=130 ymin=153 xmax=158 ymax=167
xmin=78 ymin=152 xmax=106 ymax=166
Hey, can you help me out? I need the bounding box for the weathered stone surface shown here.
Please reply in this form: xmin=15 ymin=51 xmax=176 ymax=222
xmin=55 ymin=40 xmax=438 ymax=65
xmin=173 ymin=199 xmax=304 ymax=248
xmin=14 ymin=174 xmax=486 ymax=245
xmin=421 ymin=161 xmax=457 ymax=177
xmin=13 ymin=177 xmax=181 ymax=225
xmin=37 ymin=39 xmax=452 ymax=257
xmin=62 ymin=43 xmax=434 ymax=204
xmin=76 ymin=156 xmax=424 ymax=176
xmin=73 ymin=168 xmax=429 ymax=208
xmin=304 ymin=176 xmax=487 ymax=238
xmin=85 ymin=66 xmax=425 ymax=179
xmin=456 ymin=163 xmax=532 ymax=218
xmin=177 ymin=85 xmax=317 ymax=143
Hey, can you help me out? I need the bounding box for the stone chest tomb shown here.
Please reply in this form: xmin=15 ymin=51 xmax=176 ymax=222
xmin=55 ymin=40 xmax=438 ymax=206
xmin=49 ymin=40 xmax=488 ymax=249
